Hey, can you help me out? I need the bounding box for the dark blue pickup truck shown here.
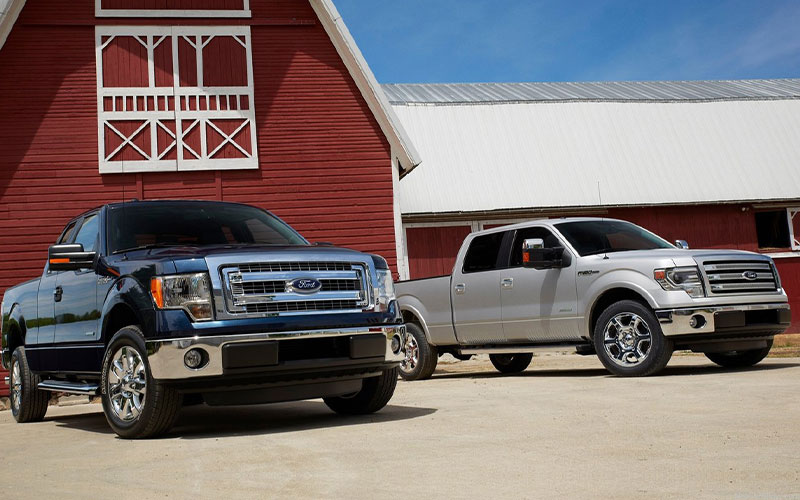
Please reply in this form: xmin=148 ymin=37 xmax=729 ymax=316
xmin=1 ymin=200 xmax=405 ymax=438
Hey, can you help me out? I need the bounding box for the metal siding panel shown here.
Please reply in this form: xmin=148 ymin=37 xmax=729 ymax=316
xmin=395 ymin=100 xmax=800 ymax=215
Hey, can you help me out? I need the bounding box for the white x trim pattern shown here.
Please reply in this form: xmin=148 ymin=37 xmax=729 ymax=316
xmin=95 ymin=26 xmax=259 ymax=173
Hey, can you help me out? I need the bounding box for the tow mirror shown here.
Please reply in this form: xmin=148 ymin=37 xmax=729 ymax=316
xmin=675 ymin=240 xmax=690 ymax=249
xmin=522 ymin=238 xmax=567 ymax=270
xmin=48 ymin=244 xmax=96 ymax=271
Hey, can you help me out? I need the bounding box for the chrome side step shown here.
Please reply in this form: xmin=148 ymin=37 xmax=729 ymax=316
xmin=38 ymin=381 xmax=99 ymax=396
xmin=3 ymin=376 xmax=8 ymax=386
xmin=458 ymin=343 xmax=589 ymax=355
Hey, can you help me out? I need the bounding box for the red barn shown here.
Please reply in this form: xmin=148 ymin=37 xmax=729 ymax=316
xmin=0 ymin=0 xmax=420 ymax=397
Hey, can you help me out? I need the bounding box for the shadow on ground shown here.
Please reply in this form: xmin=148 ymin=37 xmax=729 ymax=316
xmin=430 ymin=360 xmax=800 ymax=381
xmin=49 ymin=401 xmax=436 ymax=440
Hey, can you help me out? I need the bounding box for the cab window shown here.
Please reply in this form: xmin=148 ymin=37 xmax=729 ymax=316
xmin=73 ymin=214 xmax=99 ymax=252
xmin=463 ymin=232 xmax=506 ymax=273
xmin=509 ymin=227 xmax=562 ymax=267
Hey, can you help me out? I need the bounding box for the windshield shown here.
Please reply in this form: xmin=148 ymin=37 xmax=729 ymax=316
xmin=107 ymin=202 xmax=307 ymax=253
xmin=555 ymin=220 xmax=673 ymax=256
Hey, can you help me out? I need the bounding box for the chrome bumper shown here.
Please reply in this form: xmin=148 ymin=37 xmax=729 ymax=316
xmin=146 ymin=326 xmax=406 ymax=380
xmin=656 ymin=303 xmax=790 ymax=337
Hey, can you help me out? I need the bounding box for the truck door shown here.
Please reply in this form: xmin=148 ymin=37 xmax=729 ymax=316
xmin=451 ymin=231 xmax=509 ymax=344
xmin=500 ymin=226 xmax=581 ymax=342
xmin=54 ymin=213 xmax=101 ymax=372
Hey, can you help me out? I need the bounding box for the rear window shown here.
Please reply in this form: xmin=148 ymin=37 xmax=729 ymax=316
xmin=463 ymin=232 xmax=505 ymax=273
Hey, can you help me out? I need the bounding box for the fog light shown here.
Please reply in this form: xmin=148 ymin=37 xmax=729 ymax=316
xmin=689 ymin=315 xmax=706 ymax=329
xmin=184 ymin=348 xmax=207 ymax=369
xmin=391 ymin=334 xmax=402 ymax=354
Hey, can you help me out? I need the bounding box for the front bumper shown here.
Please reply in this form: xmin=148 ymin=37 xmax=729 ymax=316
xmin=656 ymin=303 xmax=791 ymax=337
xmin=146 ymin=325 xmax=406 ymax=380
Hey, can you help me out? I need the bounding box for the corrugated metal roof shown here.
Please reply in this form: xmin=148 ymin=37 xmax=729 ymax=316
xmin=394 ymin=98 xmax=800 ymax=215
xmin=383 ymin=79 xmax=800 ymax=104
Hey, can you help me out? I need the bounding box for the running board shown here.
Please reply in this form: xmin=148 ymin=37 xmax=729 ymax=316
xmin=38 ymin=381 xmax=99 ymax=396
xmin=458 ymin=344 xmax=590 ymax=355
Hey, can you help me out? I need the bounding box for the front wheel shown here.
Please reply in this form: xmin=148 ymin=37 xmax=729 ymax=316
xmin=705 ymin=340 xmax=773 ymax=368
xmin=10 ymin=347 xmax=49 ymax=423
xmin=489 ymin=353 xmax=533 ymax=374
xmin=324 ymin=367 xmax=398 ymax=415
xmin=101 ymin=326 xmax=182 ymax=439
xmin=398 ymin=323 xmax=438 ymax=381
xmin=593 ymin=300 xmax=673 ymax=377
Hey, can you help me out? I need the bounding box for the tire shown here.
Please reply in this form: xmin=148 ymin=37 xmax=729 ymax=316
xmin=100 ymin=326 xmax=182 ymax=439
xmin=489 ymin=353 xmax=533 ymax=374
xmin=705 ymin=340 xmax=773 ymax=368
xmin=324 ymin=367 xmax=399 ymax=415
xmin=9 ymin=347 xmax=49 ymax=423
xmin=593 ymin=300 xmax=673 ymax=377
xmin=398 ymin=323 xmax=438 ymax=381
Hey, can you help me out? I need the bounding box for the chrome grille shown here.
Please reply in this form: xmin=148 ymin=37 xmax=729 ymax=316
xmin=222 ymin=261 xmax=370 ymax=316
xmin=703 ymin=260 xmax=778 ymax=294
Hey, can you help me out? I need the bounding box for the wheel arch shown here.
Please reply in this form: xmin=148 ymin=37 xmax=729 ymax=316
xmin=400 ymin=304 xmax=434 ymax=343
xmin=587 ymin=287 xmax=654 ymax=339
xmin=2 ymin=303 xmax=27 ymax=368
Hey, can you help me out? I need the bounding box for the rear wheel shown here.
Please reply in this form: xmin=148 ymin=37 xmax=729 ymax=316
xmin=399 ymin=323 xmax=438 ymax=381
xmin=324 ymin=367 xmax=398 ymax=415
xmin=489 ymin=353 xmax=533 ymax=374
xmin=705 ymin=340 xmax=773 ymax=368
xmin=101 ymin=326 xmax=182 ymax=439
xmin=593 ymin=300 xmax=673 ymax=377
xmin=10 ymin=347 xmax=49 ymax=423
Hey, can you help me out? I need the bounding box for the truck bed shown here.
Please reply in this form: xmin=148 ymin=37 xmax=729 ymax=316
xmin=396 ymin=275 xmax=458 ymax=345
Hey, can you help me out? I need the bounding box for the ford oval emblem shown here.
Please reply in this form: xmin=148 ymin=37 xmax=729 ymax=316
xmin=742 ymin=271 xmax=758 ymax=281
xmin=289 ymin=278 xmax=322 ymax=294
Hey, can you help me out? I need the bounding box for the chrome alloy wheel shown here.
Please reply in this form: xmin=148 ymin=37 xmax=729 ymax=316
xmin=107 ymin=346 xmax=147 ymax=422
xmin=10 ymin=359 xmax=22 ymax=413
xmin=401 ymin=333 xmax=419 ymax=373
xmin=602 ymin=313 xmax=652 ymax=367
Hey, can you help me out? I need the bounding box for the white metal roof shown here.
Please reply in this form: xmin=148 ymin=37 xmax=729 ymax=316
xmin=384 ymin=79 xmax=800 ymax=104
xmin=392 ymin=88 xmax=800 ymax=216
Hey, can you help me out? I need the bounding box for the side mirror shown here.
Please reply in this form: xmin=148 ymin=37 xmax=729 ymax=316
xmin=48 ymin=244 xmax=96 ymax=271
xmin=675 ymin=240 xmax=690 ymax=250
xmin=522 ymin=238 xmax=567 ymax=270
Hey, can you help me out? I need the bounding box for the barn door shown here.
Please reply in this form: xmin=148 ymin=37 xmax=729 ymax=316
xmin=95 ymin=27 xmax=258 ymax=173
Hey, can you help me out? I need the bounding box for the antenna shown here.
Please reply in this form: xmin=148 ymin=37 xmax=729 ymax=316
xmin=597 ymin=180 xmax=603 ymax=206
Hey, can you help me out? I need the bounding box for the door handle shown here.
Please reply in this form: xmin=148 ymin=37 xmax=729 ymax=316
xmin=501 ymin=278 xmax=514 ymax=289
xmin=53 ymin=286 xmax=63 ymax=302
xmin=454 ymin=283 xmax=466 ymax=295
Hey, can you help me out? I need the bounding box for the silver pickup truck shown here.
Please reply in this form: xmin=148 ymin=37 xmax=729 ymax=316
xmin=396 ymin=218 xmax=791 ymax=378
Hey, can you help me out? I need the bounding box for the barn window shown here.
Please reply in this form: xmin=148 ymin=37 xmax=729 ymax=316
xmin=754 ymin=210 xmax=792 ymax=250
xmin=95 ymin=0 xmax=251 ymax=19
xmin=95 ymin=27 xmax=258 ymax=173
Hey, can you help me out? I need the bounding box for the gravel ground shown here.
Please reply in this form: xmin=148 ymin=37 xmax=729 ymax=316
xmin=2 ymin=354 xmax=800 ymax=499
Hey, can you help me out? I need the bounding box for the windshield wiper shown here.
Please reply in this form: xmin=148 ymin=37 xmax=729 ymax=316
xmin=112 ymin=243 xmax=180 ymax=255
xmin=583 ymin=248 xmax=634 ymax=256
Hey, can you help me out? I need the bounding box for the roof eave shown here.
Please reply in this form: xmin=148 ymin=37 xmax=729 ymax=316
xmin=0 ymin=0 xmax=25 ymax=51
xmin=309 ymin=0 xmax=422 ymax=176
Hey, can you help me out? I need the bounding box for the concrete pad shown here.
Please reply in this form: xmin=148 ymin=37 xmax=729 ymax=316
xmin=1 ymin=355 xmax=799 ymax=499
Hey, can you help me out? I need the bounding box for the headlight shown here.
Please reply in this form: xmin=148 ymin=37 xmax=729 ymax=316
xmin=375 ymin=269 xmax=396 ymax=312
xmin=654 ymin=266 xmax=705 ymax=298
xmin=150 ymin=273 xmax=213 ymax=321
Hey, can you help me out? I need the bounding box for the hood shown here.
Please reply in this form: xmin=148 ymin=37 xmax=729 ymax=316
xmin=586 ymin=248 xmax=771 ymax=268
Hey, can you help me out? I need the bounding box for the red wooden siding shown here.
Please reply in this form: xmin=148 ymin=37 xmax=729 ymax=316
xmin=100 ymin=0 xmax=246 ymax=12
xmin=406 ymin=225 xmax=472 ymax=279
xmin=0 ymin=0 xmax=397 ymax=316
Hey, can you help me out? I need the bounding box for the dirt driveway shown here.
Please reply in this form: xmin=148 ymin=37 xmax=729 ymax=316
xmin=2 ymin=355 xmax=799 ymax=499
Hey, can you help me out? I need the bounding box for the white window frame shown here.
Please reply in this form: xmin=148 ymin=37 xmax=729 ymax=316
xmin=95 ymin=0 xmax=251 ymax=18
xmin=788 ymin=207 xmax=800 ymax=251
xmin=95 ymin=26 xmax=258 ymax=173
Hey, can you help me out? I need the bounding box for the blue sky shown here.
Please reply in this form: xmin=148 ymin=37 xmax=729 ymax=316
xmin=334 ymin=0 xmax=800 ymax=83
